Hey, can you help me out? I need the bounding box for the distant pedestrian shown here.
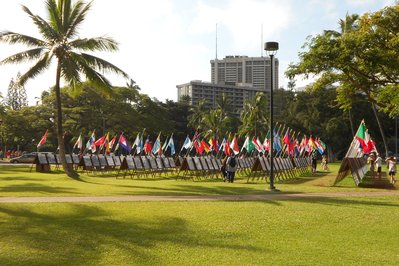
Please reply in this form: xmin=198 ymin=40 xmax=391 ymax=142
xmin=226 ymin=154 xmax=237 ymax=183
xmin=386 ymin=156 xmax=397 ymax=184
xmin=375 ymin=154 xmax=382 ymax=180
xmin=311 ymin=150 xmax=317 ymax=174
xmin=221 ymin=156 xmax=228 ymax=181
xmin=367 ymin=152 xmax=376 ymax=178
xmin=321 ymin=155 xmax=329 ymax=171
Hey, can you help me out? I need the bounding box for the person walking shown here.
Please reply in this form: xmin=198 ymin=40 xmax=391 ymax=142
xmin=221 ymin=156 xmax=228 ymax=181
xmin=367 ymin=152 xmax=376 ymax=178
xmin=375 ymin=154 xmax=382 ymax=180
xmin=386 ymin=156 xmax=397 ymax=184
xmin=226 ymin=154 xmax=237 ymax=183
xmin=311 ymin=150 xmax=317 ymax=174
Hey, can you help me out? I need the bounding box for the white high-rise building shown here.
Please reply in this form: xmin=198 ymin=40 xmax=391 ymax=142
xmin=177 ymin=55 xmax=279 ymax=116
xmin=210 ymin=55 xmax=279 ymax=91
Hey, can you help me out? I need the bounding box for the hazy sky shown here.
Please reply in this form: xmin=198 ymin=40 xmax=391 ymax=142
xmin=0 ymin=0 xmax=395 ymax=104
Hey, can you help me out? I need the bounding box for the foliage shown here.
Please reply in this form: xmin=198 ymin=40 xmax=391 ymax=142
xmin=239 ymin=92 xmax=268 ymax=138
xmin=0 ymin=0 xmax=129 ymax=177
xmin=5 ymin=73 xmax=28 ymax=110
xmin=286 ymin=5 xmax=399 ymax=118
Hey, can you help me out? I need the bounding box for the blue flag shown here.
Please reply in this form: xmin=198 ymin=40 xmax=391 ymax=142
xmin=119 ymin=134 xmax=131 ymax=153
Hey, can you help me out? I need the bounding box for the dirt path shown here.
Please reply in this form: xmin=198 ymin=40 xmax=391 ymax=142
xmin=1 ymin=190 xmax=399 ymax=203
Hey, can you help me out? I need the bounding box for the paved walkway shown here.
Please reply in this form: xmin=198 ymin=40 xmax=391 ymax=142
xmin=1 ymin=190 xmax=399 ymax=203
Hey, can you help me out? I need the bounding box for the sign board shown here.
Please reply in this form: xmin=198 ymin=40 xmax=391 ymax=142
xmin=193 ymin=157 xmax=203 ymax=171
xmin=46 ymin=153 xmax=57 ymax=164
xmin=37 ymin=153 xmax=48 ymax=165
xmin=134 ymin=157 xmax=143 ymax=169
xmin=140 ymin=156 xmax=150 ymax=170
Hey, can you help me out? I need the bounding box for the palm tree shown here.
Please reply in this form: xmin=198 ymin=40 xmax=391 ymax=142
xmin=0 ymin=0 xmax=129 ymax=178
xmin=239 ymin=92 xmax=268 ymax=138
xmin=188 ymin=99 xmax=207 ymax=130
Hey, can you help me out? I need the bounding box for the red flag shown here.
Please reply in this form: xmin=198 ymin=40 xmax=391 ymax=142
xmin=109 ymin=135 xmax=117 ymax=151
xmin=94 ymin=135 xmax=106 ymax=147
xmin=37 ymin=129 xmax=48 ymax=148
xmin=230 ymin=135 xmax=239 ymax=155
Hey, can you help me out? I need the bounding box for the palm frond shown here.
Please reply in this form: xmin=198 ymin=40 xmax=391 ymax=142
xmin=46 ymin=0 xmax=63 ymax=35
xmin=69 ymin=37 xmax=119 ymax=52
xmin=60 ymin=53 xmax=81 ymax=83
xmin=1 ymin=48 xmax=44 ymax=65
xmin=18 ymin=52 xmax=53 ymax=86
xmin=61 ymin=0 xmax=72 ymax=34
xmin=76 ymin=60 xmax=113 ymax=93
xmin=79 ymin=52 xmax=129 ymax=79
xmin=66 ymin=0 xmax=92 ymax=39
xmin=22 ymin=5 xmax=59 ymax=42
xmin=0 ymin=31 xmax=46 ymax=47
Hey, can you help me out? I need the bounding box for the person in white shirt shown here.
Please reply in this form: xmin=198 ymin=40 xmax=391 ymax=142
xmin=385 ymin=156 xmax=397 ymax=184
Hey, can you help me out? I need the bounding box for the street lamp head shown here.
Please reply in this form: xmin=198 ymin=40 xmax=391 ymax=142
xmin=264 ymin=41 xmax=279 ymax=56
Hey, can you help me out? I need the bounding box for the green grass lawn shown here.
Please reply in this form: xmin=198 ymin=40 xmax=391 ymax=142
xmin=1 ymin=163 xmax=398 ymax=265
xmin=1 ymin=198 xmax=399 ymax=265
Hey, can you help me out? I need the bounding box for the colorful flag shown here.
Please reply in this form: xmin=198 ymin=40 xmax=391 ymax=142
xmin=192 ymin=130 xmax=201 ymax=154
xmin=73 ymin=133 xmax=83 ymax=151
xmin=283 ymin=129 xmax=294 ymax=157
xmin=104 ymin=133 xmax=110 ymax=154
xmin=109 ymin=135 xmax=117 ymax=151
xmin=132 ymin=133 xmax=140 ymax=150
xmin=162 ymin=136 xmax=169 ymax=152
xmin=299 ymin=135 xmax=308 ymax=156
xmin=230 ymin=135 xmax=239 ymax=155
xmin=119 ymin=133 xmax=131 ymax=153
xmin=224 ymin=136 xmax=231 ymax=156
xmin=167 ymin=134 xmax=175 ymax=155
xmin=94 ymin=135 xmax=106 ymax=147
xmin=252 ymin=137 xmax=264 ymax=152
xmin=200 ymin=139 xmax=211 ymax=153
xmin=86 ymin=130 xmax=96 ymax=152
xmin=308 ymin=136 xmax=317 ymax=153
xmin=355 ymin=121 xmax=367 ymax=150
xmin=263 ymin=131 xmax=270 ymax=152
xmin=273 ymin=130 xmax=282 ymax=152
xmin=37 ymin=129 xmax=48 ymax=149
xmin=315 ymin=138 xmax=326 ymax=155
xmin=211 ymin=136 xmax=219 ymax=153
xmin=144 ymin=136 xmax=152 ymax=155
xmin=181 ymin=135 xmax=192 ymax=151
xmin=152 ymin=133 xmax=161 ymax=155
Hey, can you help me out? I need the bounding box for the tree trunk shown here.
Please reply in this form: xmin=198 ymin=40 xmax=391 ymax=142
xmin=55 ymin=61 xmax=79 ymax=178
xmin=372 ymin=102 xmax=389 ymax=157
xmin=348 ymin=109 xmax=355 ymax=137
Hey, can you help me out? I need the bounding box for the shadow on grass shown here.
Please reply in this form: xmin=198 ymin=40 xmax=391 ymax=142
xmin=0 ymin=183 xmax=78 ymax=194
xmin=0 ymin=204 xmax=267 ymax=264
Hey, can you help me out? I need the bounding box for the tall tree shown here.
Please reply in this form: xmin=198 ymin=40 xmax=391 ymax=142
xmin=0 ymin=0 xmax=129 ymax=178
xmin=286 ymin=6 xmax=399 ymax=156
xmin=239 ymin=92 xmax=268 ymax=138
xmin=5 ymin=73 xmax=28 ymax=110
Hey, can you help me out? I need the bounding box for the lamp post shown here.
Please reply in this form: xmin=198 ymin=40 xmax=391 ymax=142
xmin=264 ymin=41 xmax=279 ymax=191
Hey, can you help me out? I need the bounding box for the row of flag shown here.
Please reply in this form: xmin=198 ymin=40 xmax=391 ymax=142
xmin=37 ymin=130 xmax=176 ymax=156
xmin=178 ymin=126 xmax=326 ymax=158
xmin=36 ymin=125 xmax=327 ymax=158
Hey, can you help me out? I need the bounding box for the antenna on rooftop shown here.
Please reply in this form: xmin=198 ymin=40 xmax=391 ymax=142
xmin=261 ymin=23 xmax=264 ymax=57
xmin=216 ymin=23 xmax=218 ymax=60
